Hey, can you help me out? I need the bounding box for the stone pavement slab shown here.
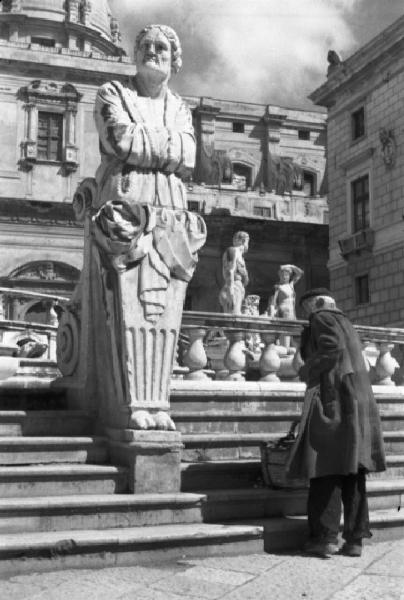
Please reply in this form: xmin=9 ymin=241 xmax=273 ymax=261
xmin=0 ymin=540 xmax=402 ymax=600
xmin=329 ymin=574 xmax=404 ymax=600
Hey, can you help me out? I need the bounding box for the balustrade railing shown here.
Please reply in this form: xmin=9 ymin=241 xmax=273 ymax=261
xmin=1 ymin=301 xmax=404 ymax=386
xmin=0 ymin=287 xmax=68 ymax=362
xmin=180 ymin=311 xmax=404 ymax=386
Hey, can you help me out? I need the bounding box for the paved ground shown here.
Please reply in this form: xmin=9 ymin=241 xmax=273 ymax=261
xmin=0 ymin=539 xmax=403 ymax=600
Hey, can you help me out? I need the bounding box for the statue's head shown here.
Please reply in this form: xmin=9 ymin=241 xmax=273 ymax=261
xmin=233 ymin=231 xmax=249 ymax=252
xmin=279 ymin=266 xmax=292 ymax=283
xmin=135 ymin=24 xmax=182 ymax=81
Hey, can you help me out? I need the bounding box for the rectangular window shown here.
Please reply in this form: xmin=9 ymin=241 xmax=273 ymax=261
xmin=32 ymin=37 xmax=56 ymax=48
xmin=253 ymin=206 xmax=272 ymax=218
xmin=37 ymin=112 xmax=63 ymax=161
xmin=351 ymin=174 xmax=369 ymax=232
xmin=298 ymin=129 xmax=310 ymax=140
xmin=351 ymin=106 xmax=365 ymax=140
xmin=187 ymin=200 xmax=200 ymax=212
xmin=232 ymin=122 xmax=245 ymax=133
xmin=355 ymin=274 xmax=370 ymax=305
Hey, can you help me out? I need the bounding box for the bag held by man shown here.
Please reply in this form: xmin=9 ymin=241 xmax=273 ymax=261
xmin=260 ymin=421 xmax=308 ymax=489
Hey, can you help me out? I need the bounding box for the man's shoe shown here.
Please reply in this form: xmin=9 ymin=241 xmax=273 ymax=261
xmin=340 ymin=543 xmax=362 ymax=557
xmin=303 ymin=540 xmax=339 ymax=558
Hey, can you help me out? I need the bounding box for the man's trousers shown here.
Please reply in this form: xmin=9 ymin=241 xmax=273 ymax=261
xmin=307 ymin=470 xmax=372 ymax=544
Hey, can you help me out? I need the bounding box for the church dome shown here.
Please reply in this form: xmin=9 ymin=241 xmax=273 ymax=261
xmin=9 ymin=0 xmax=116 ymax=42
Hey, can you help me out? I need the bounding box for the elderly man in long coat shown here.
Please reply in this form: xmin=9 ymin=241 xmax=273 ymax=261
xmin=287 ymin=288 xmax=386 ymax=557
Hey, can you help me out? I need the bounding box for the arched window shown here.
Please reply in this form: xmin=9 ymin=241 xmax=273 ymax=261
xmin=302 ymin=171 xmax=316 ymax=196
xmin=232 ymin=163 xmax=252 ymax=191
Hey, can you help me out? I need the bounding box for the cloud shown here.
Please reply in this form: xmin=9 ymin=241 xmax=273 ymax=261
xmin=108 ymin=0 xmax=371 ymax=107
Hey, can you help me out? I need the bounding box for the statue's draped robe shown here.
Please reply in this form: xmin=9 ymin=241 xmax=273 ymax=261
xmin=89 ymin=80 xmax=205 ymax=428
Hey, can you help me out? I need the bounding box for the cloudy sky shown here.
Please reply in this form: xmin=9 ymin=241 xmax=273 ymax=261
xmin=110 ymin=0 xmax=404 ymax=109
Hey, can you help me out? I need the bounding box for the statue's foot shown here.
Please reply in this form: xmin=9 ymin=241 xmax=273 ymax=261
xmin=154 ymin=411 xmax=176 ymax=431
xmin=130 ymin=410 xmax=156 ymax=430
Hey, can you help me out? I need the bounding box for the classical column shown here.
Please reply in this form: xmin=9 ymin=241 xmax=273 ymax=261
xmin=67 ymin=0 xmax=80 ymax=22
xmin=81 ymin=0 xmax=92 ymax=26
xmin=193 ymin=98 xmax=221 ymax=184
xmin=64 ymin=104 xmax=78 ymax=169
xmin=23 ymin=102 xmax=38 ymax=162
xmin=0 ymin=294 xmax=4 ymax=320
xmin=263 ymin=108 xmax=286 ymax=192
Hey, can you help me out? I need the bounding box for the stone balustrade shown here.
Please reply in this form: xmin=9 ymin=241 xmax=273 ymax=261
xmin=0 ymin=319 xmax=57 ymax=361
xmin=0 ymin=287 xmax=66 ymax=362
xmin=180 ymin=311 xmax=404 ymax=386
xmin=0 ymin=306 xmax=403 ymax=387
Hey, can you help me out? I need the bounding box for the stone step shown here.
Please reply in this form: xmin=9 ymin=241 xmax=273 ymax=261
xmin=0 ymin=493 xmax=205 ymax=533
xmin=174 ymin=411 xmax=302 ymax=435
xmin=171 ymin=381 xmax=404 ymax=411
xmin=181 ymin=459 xmax=262 ymax=491
xmin=0 ymin=411 xmax=94 ymax=437
xmin=173 ymin=409 xmax=404 ymax=435
xmin=263 ymin=508 xmax=404 ymax=552
xmin=0 ymin=522 xmax=263 ymax=575
xmin=0 ymin=437 xmax=108 ymax=465
xmin=182 ymin=455 xmax=404 ymax=491
xmin=181 ymin=432 xmax=404 ymax=461
xmin=0 ymin=387 xmax=67 ymax=410
xmin=182 ymin=432 xmax=278 ymax=461
xmin=199 ymin=479 xmax=404 ymax=521
xmin=383 ymin=431 xmax=404 ymax=453
xmin=202 ymin=488 xmax=306 ymax=521
xmin=369 ymin=454 xmax=404 ymax=479
xmin=0 ymin=464 xmax=128 ymax=497
xmin=170 ymin=382 xmax=305 ymax=413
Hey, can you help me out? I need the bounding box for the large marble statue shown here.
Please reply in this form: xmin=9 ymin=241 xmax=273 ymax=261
xmin=84 ymin=25 xmax=205 ymax=433
xmin=219 ymin=231 xmax=249 ymax=315
xmin=267 ymin=264 xmax=304 ymax=319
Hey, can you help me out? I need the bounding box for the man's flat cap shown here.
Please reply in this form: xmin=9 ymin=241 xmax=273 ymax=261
xmin=299 ymin=288 xmax=333 ymax=306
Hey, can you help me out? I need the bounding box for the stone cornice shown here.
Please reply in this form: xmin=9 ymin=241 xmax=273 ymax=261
xmin=0 ymin=198 xmax=81 ymax=228
xmin=339 ymin=147 xmax=375 ymax=172
xmin=310 ymin=15 xmax=404 ymax=107
xmin=0 ymin=43 xmax=134 ymax=82
xmin=186 ymin=95 xmax=326 ymax=126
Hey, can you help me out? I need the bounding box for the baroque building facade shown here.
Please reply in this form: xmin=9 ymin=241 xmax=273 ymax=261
xmin=311 ymin=15 xmax=404 ymax=326
xmin=0 ymin=0 xmax=328 ymax=321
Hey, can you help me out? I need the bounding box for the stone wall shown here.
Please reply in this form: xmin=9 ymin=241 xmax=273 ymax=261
xmin=311 ymin=15 xmax=404 ymax=327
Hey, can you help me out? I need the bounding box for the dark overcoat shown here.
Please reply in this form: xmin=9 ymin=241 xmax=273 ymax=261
xmin=287 ymin=308 xmax=386 ymax=479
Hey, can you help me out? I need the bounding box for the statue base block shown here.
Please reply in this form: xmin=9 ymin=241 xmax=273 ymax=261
xmin=108 ymin=430 xmax=183 ymax=494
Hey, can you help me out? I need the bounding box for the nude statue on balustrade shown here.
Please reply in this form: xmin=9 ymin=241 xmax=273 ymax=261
xmin=219 ymin=231 xmax=250 ymax=315
xmin=267 ymin=264 xmax=304 ymax=320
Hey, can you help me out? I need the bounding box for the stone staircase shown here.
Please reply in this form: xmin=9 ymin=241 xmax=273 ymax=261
xmin=1 ymin=365 xmax=404 ymax=573
xmin=172 ymin=380 xmax=404 ymax=549
xmin=0 ymin=374 xmax=262 ymax=574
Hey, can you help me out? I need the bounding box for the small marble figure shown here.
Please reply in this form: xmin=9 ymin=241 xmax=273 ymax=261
xmin=267 ymin=264 xmax=304 ymax=319
xmin=219 ymin=231 xmax=249 ymax=315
